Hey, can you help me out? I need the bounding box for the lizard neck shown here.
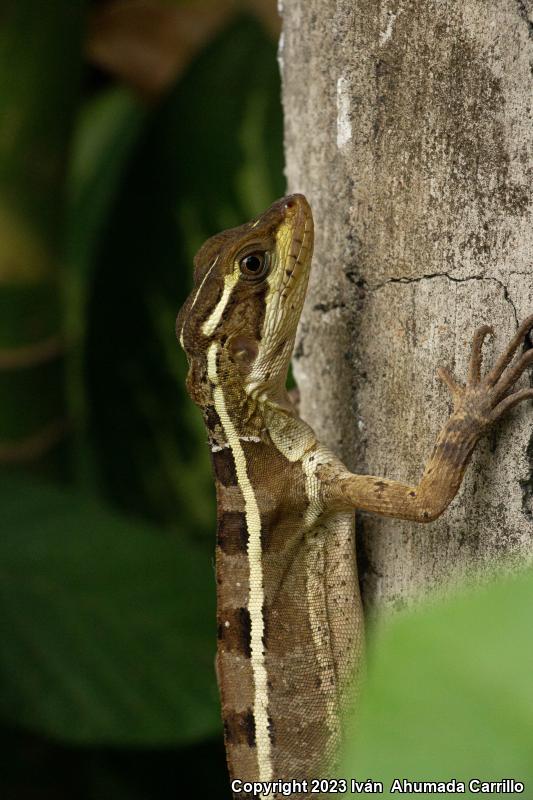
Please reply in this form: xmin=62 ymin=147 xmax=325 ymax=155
xmin=202 ymin=339 xmax=297 ymax=450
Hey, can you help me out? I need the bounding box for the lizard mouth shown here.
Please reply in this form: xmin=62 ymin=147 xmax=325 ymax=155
xmin=245 ymin=194 xmax=314 ymax=399
xmin=266 ymin=193 xmax=314 ymax=330
xmin=277 ymin=194 xmax=314 ymax=298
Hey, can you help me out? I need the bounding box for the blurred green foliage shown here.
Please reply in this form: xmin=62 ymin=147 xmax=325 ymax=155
xmin=0 ymin=474 xmax=218 ymax=745
xmin=84 ymin=16 xmax=284 ymax=532
xmin=342 ymin=568 xmax=533 ymax=796
xmin=0 ymin=0 xmax=85 ymax=478
xmin=1 ymin=3 xmax=283 ymax=797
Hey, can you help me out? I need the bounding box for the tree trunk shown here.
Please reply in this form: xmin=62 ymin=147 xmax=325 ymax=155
xmin=279 ymin=0 xmax=533 ymax=612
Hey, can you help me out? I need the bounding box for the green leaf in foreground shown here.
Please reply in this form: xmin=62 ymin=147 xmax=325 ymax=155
xmin=341 ymin=570 xmax=533 ymax=796
xmin=0 ymin=475 xmax=219 ymax=745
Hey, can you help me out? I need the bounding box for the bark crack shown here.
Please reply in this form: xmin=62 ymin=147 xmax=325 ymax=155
xmin=312 ymin=301 xmax=347 ymax=313
xmin=365 ymin=269 xmax=533 ymax=522
xmin=367 ymin=272 xmax=519 ymax=325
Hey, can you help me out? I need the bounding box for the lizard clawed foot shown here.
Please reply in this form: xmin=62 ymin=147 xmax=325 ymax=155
xmin=436 ymin=314 xmax=533 ymax=429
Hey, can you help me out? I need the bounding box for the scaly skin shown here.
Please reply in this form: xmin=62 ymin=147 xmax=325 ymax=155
xmin=176 ymin=195 xmax=533 ymax=799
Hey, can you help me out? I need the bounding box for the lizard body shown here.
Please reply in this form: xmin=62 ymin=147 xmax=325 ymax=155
xmin=176 ymin=195 xmax=533 ymax=798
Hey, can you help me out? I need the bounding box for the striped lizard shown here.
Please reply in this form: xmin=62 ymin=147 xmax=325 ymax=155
xmin=176 ymin=194 xmax=533 ymax=798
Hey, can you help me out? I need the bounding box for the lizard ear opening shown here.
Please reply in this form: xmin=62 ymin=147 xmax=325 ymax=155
xmin=228 ymin=335 xmax=259 ymax=371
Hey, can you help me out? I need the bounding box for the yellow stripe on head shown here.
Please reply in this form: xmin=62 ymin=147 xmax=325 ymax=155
xmin=202 ymin=269 xmax=239 ymax=337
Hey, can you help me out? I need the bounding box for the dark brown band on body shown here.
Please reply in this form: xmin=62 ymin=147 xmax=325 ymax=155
xmin=212 ymin=448 xmax=238 ymax=486
xmin=218 ymin=606 xmax=252 ymax=658
xmin=204 ymin=405 xmax=222 ymax=430
xmin=218 ymin=510 xmax=248 ymax=554
xmin=224 ymin=708 xmax=256 ymax=747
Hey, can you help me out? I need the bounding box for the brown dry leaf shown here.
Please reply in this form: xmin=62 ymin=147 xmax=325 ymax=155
xmin=87 ymin=0 xmax=280 ymax=100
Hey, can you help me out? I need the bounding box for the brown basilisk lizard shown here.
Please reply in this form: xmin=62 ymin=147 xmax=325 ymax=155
xmin=176 ymin=194 xmax=533 ymax=798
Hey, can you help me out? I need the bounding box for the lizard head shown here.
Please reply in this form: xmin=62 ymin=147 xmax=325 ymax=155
xmin=177 ymin=193 xmax=314 ymax=408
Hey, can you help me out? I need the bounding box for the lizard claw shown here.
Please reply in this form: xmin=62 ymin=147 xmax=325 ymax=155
xmin=485 ymin=313 xmax=533 ymax=387
xmin=470 ymin=315 xmax=533 ymax=426
xmin=491 ymin=348 xmax=533 ymax=404
xmin=483 ymin=315 xmax=533 ymax=424
xmin=490 ymin=387 xmax=533 ymax=423
xmin=436 ymin=322 xmax=495 ymax=403
xmin=437 ymin=316 xmax=533 ymax=430
xmin=436 ymin=365 xmax=463 ymax=399
xmin=468 ymin=324 xmax=494 ymax=384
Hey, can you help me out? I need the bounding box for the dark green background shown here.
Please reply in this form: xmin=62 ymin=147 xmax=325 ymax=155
xmin=0 ymin=3 xmax=283 ymax=797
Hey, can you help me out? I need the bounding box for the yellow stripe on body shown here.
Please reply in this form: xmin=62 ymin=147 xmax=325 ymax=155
xmin=207 ymin=342 xmax=272 ymax=785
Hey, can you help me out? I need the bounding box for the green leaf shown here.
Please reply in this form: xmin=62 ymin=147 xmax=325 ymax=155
xmin=0 ymin=475 xmax=219 ymax=745
xmin=341 ymin=570 xmax=533 ymax=795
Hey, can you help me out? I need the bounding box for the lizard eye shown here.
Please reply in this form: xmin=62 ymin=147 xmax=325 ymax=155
xmin=239 ymin=251 xmax=269 ymax=280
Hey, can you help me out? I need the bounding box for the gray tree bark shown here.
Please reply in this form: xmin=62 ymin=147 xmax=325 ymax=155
xmin=279 ymin=0 xmax=533 ymax=612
